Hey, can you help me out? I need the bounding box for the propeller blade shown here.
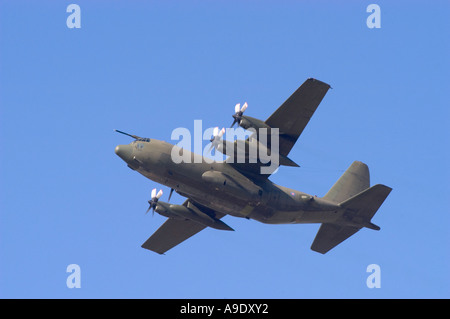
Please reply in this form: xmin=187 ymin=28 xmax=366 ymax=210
xmin=209 ymin=127 xmax=225 ymax=153
xmin=168 ymin=188 xmax=174 ymax=202
xmin=146 ymin=201 xmax=156 ymax=217
xmin=231 ymin=102 xmax=248 ymax=127
xmin=146 ymin=188 xmax=163 ymax=217
xmin=218 ymin=127 xmax=225 ymax=138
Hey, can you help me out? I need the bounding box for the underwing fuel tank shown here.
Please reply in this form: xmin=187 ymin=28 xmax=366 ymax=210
xmin=155 ymin=201 xmax=233 ymax=231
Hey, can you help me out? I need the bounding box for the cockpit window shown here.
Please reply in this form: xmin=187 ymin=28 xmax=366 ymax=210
xmin=131 ymin=138 xmax=151 ymax=144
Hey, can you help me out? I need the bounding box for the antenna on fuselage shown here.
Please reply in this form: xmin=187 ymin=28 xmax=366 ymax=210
xmin=114 ymin=129 xmax=142 ymax=140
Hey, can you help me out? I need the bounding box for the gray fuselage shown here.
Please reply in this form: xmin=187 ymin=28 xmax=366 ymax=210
xmin=115 ymin=139 xmax=340 ymax=225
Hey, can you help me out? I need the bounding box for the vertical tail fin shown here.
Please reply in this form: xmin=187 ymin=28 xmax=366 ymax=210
xmin=323 ymin=161 xmax=370 ymax=203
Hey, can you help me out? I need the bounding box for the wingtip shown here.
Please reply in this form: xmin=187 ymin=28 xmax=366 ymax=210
xmin=307 ymin=77 xmax=331 ymax=88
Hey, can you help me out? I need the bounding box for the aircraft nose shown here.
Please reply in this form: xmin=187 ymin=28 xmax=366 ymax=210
xmin=115 ymin=144 xmax=133 ymax=162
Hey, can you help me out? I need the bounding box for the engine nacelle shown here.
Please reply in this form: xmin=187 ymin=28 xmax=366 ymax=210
xmin=155 ymin=201 xmax=233 ymax=230
xmin=238 ymin=115 xmax=271 ymax=131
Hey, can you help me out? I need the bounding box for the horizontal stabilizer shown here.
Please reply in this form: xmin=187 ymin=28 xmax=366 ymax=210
xmin=311 ymin=184 xmax=392 ymax=254
xmin=311 ymin=223 xmax=360 ymax=254
xmin=339 ymin=184 xmax=392 ymax=225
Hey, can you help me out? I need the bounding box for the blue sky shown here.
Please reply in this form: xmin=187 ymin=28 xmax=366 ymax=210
xmin=0 ymin=0 xmax=449 ymax=298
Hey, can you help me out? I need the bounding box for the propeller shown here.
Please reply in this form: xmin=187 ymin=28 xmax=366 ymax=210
xmin=146 ymin=188 xmax=163 ymax=216
xmin=230 ymin=102 xmax=248 ymax=127
xmin=209 ymin=126 xmax=225 ymax=154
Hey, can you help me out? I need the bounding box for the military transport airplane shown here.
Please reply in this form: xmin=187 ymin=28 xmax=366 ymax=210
xmin=114 ymin=78 xmax=392 ymax=254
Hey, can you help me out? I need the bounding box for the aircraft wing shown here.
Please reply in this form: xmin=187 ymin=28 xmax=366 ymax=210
xmin=265 ymin=78 xmax=331 ymax=157
xmin=141 ymin=201 xmax=226 ymax=254
xmin=229 ymin=78 xmax=331 ymax=179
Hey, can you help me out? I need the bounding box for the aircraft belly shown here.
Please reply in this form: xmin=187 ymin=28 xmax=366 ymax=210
xmin=138 ymin=166 xmax=340 ymax=226
xmin=189 ymin=195 xmax=257 ymax=219
xmin=138 ymin=170 xmax=254 ymax=218
xmin=250 ymin=209 xmax=339 ymax=225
